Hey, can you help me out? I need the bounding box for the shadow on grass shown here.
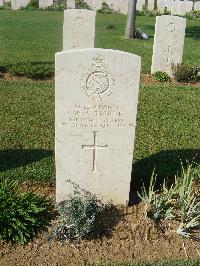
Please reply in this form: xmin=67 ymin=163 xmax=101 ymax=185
xmin=185 ymin=25 xmax=200 ymax=40
xmin=129 ymin=148 xmax=200 ymax=204
xmin=0 ymin=149 xmax=53 ymax=172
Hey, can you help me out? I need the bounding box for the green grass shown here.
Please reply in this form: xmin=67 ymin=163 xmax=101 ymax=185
xmin=0 ymin=80 xmax=199 ymax=184
xmin=0 ymin=11 xmax=199 ymax=73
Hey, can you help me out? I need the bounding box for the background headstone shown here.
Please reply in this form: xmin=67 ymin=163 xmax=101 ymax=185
xmin=55 ymin=48 xmax=141 ymax=204
xmin=171 ymin=0 xmax=193 ymax=15
xmin=136 ymin=0 xmax=145 ymax=11
xmin=0 ymin=0 xmax=3 ymax=7
xmin=63 ymin=9 xmax=96 ymax=51
xmin=20 ymin=0 xmax=29 ymax=8
xmin=67 ymin=0 xmax=75 ymax=9
xmin=151 ymin=15 xmax=186 ymax=77
xmin=11 ymin=0 xmax=21 ymax=10
xmin=39 ymin=0 xmax=53 ymax=9
xmin=194 ymin=1 xmax=200 ymax=11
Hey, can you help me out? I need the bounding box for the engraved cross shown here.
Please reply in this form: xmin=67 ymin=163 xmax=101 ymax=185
xmin=82 ymin=131 xmax=108 ymax=172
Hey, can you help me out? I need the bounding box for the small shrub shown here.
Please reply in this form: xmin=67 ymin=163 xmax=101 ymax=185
xmin=75 ymin=0 xmax=91 ymax=10
xmin=172 ymin=63 xmax=199 ymax=83
xmin=7 ymin=63 xmax=54 ymax=80
xmin=52 ymin=180 xmax=109 ymax=241
xmin=163 ymin=7 xmax=171 ymax=15
xmin=137 ymin=171 xmax=175 ymax=220
xmin=153 ymin=71 xmax=171 ymax=82
xmin=138 ymin=164 xmax=200 ymax=242
xmin=0 ymin=179 xmax=51 ymax=243
xmin=185 ymin=10 xmax=200 ymax=21
xmin=97 ymin=1 xmax=115 ymax=14
xmin=43 ymin=0 xmax=67 ymax=11
xmin=29 ymin=0 xmax=39 ymax=8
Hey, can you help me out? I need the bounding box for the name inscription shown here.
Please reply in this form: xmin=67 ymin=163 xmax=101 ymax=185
xmin=61 ymin=104 xmax=134 ymax=129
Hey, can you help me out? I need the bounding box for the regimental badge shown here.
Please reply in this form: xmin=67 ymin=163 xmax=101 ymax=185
xmin=81 ymin=54 xmax=115 ymax=101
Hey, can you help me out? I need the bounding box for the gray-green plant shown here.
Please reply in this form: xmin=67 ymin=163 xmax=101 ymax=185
xmin=138 ymin=164 xmax=200 ymax=242
xmin=52 ymin=180 xmax=108 ymax=241
xmin=174 ymin=166 xmax=200 ymax=239
xmin=137 ymin=171 xmax=175 ymax=220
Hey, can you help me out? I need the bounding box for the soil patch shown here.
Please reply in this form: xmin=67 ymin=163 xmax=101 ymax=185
xmin=1 ymin=73 xmax=200 ymax=87
xmin=0 ymin=183 xmax=200 ymax=266
xmin=141 ymin=74 xmax=200 ymax=87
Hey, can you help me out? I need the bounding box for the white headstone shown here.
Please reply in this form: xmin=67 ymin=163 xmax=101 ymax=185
xmin=137 ymin=0 xmax=145 ymax=11
xmin=55 ymin=48 xmax=141 ymax=205
xmin=148 ymin=0 xmax=154 ymax=10
xmin=0 ymin=0 xmax=3 ymax=7
xmin=20 ymin=0 xmax=28 ymax=8
xmin=11 ymin=0 xmax=21 ymax=10
xmin=63 ymin=9 xmax=96 ymax=51
xmin=194 ymin=1 xmax=200 ymax=11
xmin=171 ymin=0 xmax=193 ymax=15
xmin=151 ymin=15 xmax=186 ymax=77
xmin=39 ymin=0 xmax=53 ymax=9
xmin=157 ymin=0 xmax=168 ymax=12
xmin=67 ymin=0 xmax=75 ymax=9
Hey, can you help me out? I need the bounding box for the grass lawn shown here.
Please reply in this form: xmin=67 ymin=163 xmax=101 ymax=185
xmin=0 ymin=80 xmax=199 ymax=185
xmin=0 ymin=11 xmax=199 ymax=73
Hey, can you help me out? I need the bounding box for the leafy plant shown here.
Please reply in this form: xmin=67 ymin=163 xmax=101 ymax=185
xmin=52 ymin=180 xmax=108 ymax=241
xmin=43 ymin=0 xmax=67 ymax=11
xmin=138 ymin=171 xmax=175 ymax=220
xmin=0 ymin=178 xmax=51 ymax=243
xmin=175 ymin=166 xmax=200 ymax=238
xmin=7 ymin=63 xmax=54 ymax=80
xmin=75 ymin=0 xmax=91 ymax=10
xmin=172 ymin=63 xmax=199 ymax=83
xmin=29 ymin=0 xmax=39 ymax=8
xmin=185 ymin=10 xmax=200 ymax=21
xmin=153 ymin=71 xmax=171 ymax=82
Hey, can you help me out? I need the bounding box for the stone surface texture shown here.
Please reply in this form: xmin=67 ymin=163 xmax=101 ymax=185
xmin=11 ymin=0 xmax=21 ymax=10
xmin=136 ymin=0 xmax=145 ymax=11
xmin=171 ymin=0 xmax=193 ymax=16
xmin=55 ymin=48 xmax=141 ymax=205
xmin=63 ymin=9 xmax=96 ymax=51
xmin=67 ymin=0 xmax=75 ymax=9
xmin=151 ymin=15 xmax=186 ymax=77
xmin=39 ymin=0 xmax=53 ymax=9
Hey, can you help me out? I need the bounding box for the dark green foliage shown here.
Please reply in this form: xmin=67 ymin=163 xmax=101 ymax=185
xmin=172 ymin=64 xmax=199 ymax=83
xmin=52 ymin=181 xmax=108 ymax=240
xmin=185 ymin=11 xmax=200 ymax=21
xmin=0 ymin=178 xmax=51 ymax=243
xmin=43 ymin=0 xmax=67 ymax=11
xmin=75 ymin=0 xmax=91 ymax=10
xmin=97 ymin=2 xmax=115 ymax=14
xmin=163 ymin=7 xmax=171 ymax=15
xmin=153 ymin=71 xmax=171 ymax=82
xmin=7 ymin=63 xmax=54 ymax=80
xmin=29 ymin=0 xmax=39 ymax=8
xmin=136 ymin=7 xmax=162 ymax=17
